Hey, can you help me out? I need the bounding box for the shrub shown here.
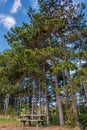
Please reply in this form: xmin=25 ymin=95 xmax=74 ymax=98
xmin=78 ymin=105 xmax=87 ymax=130
xmin=6 ymin=106 xmax=17 ymax=116
xmin=49 ymin=107 xmax=59 ymax=125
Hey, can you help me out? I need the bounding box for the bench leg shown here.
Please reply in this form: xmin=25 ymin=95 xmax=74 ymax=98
xmin=38 ymin=121 xmax=44 ymax=126
xmin=22 ymin=121 xmax=25 ymax=127
xmin=29 ymin=121 xmax=31 ymax=126
xmin=41 ymin=121 xmax=44 ymax=126
xmin=37 ymin=123 xmax=39 ymax=130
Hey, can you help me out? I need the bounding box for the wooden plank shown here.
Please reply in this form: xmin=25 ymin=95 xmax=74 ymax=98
xmin=28 ymin=120 xmax=43 ymax=121
xmin=21 ymin=119 xmax=43 ymax=122
xmin=20 ymin=114 xmax=44 ymax=116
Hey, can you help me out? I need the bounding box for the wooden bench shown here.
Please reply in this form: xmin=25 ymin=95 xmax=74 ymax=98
xmin=21 ymin=119 xmax=43 ymax=127
xmin=20 ymin=114 xmax=44 ymax=127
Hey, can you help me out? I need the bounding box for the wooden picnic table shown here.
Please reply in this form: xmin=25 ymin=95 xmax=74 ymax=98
xmin=20 ymin=114 xmax=44 ymax=127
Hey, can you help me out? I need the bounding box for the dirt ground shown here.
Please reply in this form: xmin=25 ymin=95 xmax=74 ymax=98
xmin=0 ymin=124 xmax=70 ymax=130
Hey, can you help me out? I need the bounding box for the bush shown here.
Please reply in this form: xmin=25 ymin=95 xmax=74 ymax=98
xmin=49 ymin=107 xmax=59 ymax=125
xmin=0 ymin=97 xmax=4 ymax=114
xmin=6 ymin=106 xmax=17 ymax=116
xmin=78 ymin=105 xmax=87 ymax=130
xmin=62 ymin=104 xmax=76 ymax=127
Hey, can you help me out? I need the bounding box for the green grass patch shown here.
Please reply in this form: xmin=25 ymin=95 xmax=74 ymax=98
xmin=0 ymin=116 xmax=20 ymax=125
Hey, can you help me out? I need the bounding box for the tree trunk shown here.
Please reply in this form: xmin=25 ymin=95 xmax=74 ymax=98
xmin=83 ymin=82 xmax=87 ymax=106
xmin=43 ymin=62 xmax=50 ymax=125
xmin=54 ymin=76 xmax=64 ymax=126
xmin=62 ymin=70 xmax=68 ymax=106
xmin=48 ymin=36 xmax=64 ymax=125
xmin=66 ymin=69 xmax=79 ymax=126
xmin=45 ymin=91 xmax=50 ymax=125
xmin=3 ymin=94 xmax=10 ymax=114
xmin=32 ymin=79 xmax=36 ymax=116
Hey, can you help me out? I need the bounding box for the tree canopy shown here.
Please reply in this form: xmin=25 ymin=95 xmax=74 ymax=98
xmin=0 ymin=0 xmax=87 ymax=129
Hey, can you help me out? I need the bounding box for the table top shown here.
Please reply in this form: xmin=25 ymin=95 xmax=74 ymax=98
xmin=20 ymin=114 xmax=44 ymax=117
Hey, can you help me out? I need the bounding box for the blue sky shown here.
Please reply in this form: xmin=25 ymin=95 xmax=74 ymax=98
xmin=0 ymin=0 xmax=39 ymax=52
xmin=0 ymin=0 xmax=87 ymax=52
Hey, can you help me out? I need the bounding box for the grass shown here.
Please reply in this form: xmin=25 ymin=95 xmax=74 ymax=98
xmin=0 ymin=116 xmax=20 ymax=125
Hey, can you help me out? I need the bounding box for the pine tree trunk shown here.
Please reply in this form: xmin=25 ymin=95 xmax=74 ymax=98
xmin=45 ymin=93 xmax=50 ymax=125
xmin=48 ymin=37 xmax=64 ymax=125
xmin=71 ymin=92 xmax=79 ymax=125
xmin=62 ymin=70 xmax=68 ymax=106
xmin=32 ymin=78 xmax=36 ymax=116
xmin=54 ymin=76 xmax=64 ymax=126
xmin=43 ymin=62 xmax=50 ymax=125
xmin=83 ymin=82 xmax=87 ymax=106
xmin=66 ymin=69 xmax=79 ymax=126
xmin=3 ymin=94 xmax=10 ymax=114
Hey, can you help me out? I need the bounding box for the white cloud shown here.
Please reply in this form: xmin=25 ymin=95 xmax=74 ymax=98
xmin=0 ymin=14 xmax=16 ymax=29
xmin=11 ymin=0 xmax=22 ymax=14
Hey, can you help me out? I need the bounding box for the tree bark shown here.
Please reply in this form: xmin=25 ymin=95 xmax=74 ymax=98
xmin=54 ymin=76 xmax=64 ymax=126
xmin=43 ymin=62 xmax=50 ymax=125
xmin=3 ymin=94 xmax=10 ymax=114
xmin=83 ymin=82 xmax=87 ymax=106
xmin=48 ymin=37 xmax=64 ymax=125
xmin=66 ymin=69 xmax=79 ymax=126
xmin=62 ymin=70 xmax=68 ymax=106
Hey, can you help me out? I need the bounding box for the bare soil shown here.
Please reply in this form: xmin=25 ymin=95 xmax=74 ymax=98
xmin=0 ymin=124 xmax=70 ymax=130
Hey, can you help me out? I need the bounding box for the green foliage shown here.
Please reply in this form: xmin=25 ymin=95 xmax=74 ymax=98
xmin=21 ymin=103 xmax=26 ymax=114
xmin=78 ymin=105 xmax=87 ymax=130
xmin=63 ymin=105 xmax=76 ymax=127
xmin=0 ymin=100 xmax=4 ymax=114
xmin=0 ymin=0 xmax=87 ymax=128
xmin=49 ymin=107 xmax=59 ymax=125
xmin=6 ymin=106 xmax=17 ymax=116
xmin=0 ymin=117 xmax=20 ymax=124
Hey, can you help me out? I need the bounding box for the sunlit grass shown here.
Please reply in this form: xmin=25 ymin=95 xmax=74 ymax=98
xmin=0 ymin=116 xmax=20 ymax=124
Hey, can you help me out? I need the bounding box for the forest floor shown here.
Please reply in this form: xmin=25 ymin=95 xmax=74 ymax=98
xmin=0 ymin=116 xmax=81 ymax=130
xmin=0 ymin=124 xmax=81 ymax=130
